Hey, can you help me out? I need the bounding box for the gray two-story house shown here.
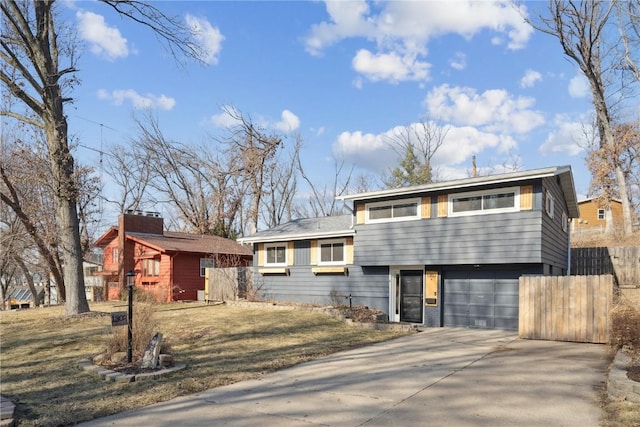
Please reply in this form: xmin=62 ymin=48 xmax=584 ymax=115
xmin=239 ymin=165 xmax=579 ymax=330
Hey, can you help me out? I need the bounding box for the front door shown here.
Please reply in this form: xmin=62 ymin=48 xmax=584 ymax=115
xmin=400 ymin=270 xmax=423 ymax=323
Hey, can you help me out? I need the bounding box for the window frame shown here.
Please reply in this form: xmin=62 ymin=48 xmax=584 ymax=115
xmin=317 ymin=238 xmax=347 ymax=266
xmin=545 ymin=190 xmax=555 ymax=219
xmin=364 ymin=198 xmax=421 ymax=224
xmin=142 ymin=258 xmax=160 ymax=277
xmin=597 ymin=209 xmax=605 ymax=220
xmin=112 ymin=247 xmax=119 ymax=264
xmin=200 ymin=258 xmax=214 ymax=277
xmin=562 ymin=211 xmax=568 ymax=233
xmin=264 ymin=243 xmax=287 ymax=267
xmin=448 ymin=186 xmax=520 ymax=217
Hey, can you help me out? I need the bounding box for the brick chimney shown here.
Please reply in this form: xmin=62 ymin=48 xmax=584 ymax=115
xmin=117 ymin=211 xmax=163 ymax=290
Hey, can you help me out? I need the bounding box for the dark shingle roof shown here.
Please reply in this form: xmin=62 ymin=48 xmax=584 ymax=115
xmin=239 ymin=215 xmax=354 ymax=243
xmin=127 ymin=231 xmax=252 ymax=256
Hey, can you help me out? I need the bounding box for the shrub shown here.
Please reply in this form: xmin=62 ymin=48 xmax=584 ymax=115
xmin=609 ymin=301 xmax=640 ymax=351
xmin=107 ymin=303 xmax=158 ymax=362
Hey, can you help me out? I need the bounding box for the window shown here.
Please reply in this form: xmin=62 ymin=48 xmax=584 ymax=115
xmin=562 ymin=212 xmax=568 ymax=233
xmin=112 ymin=247 xmax=119 ymax=264
xmin=318 ymin=239 xmax=345 ymax=265
xmin=200 ymin=258 xmax=214 ymax=277
xmin=449 ymin=187 xmax=520 ymax=217
xmin=366 ymin=199 xmax=420 ymax=223
xmin=597 ymin=209 xmax=605 ymax=220
xmin=264 ymin=243 xmax=287 ymax=266
xmin=143 ymin=258 xmax=160 ymax=277
xmin=545 ymin=190 xmax=555 ymax=218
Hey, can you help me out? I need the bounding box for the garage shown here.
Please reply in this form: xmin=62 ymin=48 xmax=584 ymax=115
xmin=442 ymin=269 xmax=520 ymax=330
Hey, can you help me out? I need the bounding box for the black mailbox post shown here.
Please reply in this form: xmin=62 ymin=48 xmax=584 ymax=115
xmin=126 ymin=270 xmax=135 ymax=363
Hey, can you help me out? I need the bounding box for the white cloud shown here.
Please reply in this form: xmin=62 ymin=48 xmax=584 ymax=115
xmin=332 ymin=120 xmax=517 ymax=175
xmin=352 ymin=49 xmax=430 ymax=83
xmin=539 ymin=115 xmax=593 ymax=156
xmin=520 ymin=69 xmax=542 ymax=88
xmin=449 ymin=52 xmax=467 ymax=71
xmin=568 ymin=73 xmax=590 ymax=98
xmin=210 ymin=106 xmax=242 ymax=128
xmin=186 ymin=14 xmax=224 ymax=65
xmin=76 ymin=11 xmax=128 ymax=60
xmin=424 ymin=84 xmax=544 ymax=134
xmin=97 ymin=89 xmax=175 ymax=110
xmin=273 ymin=110 xmax=301 ymax=132
xmin=304 ymin=1 xmax=533 ymax=83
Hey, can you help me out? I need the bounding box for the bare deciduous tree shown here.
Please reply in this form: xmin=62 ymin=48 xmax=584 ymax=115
xmin=296 ymin=152 xmax=354 ymax=218
xmin=0 ymin=0 xmax=206 ymax=314
xmin=220 ymin=106 xmax=282 ymax=234
xmin=529 ymin=0 xmax=637 ymax=235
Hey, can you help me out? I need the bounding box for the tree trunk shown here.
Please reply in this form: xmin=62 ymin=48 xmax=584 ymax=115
xmin=13 ymin=256 xmax=40 ymax=307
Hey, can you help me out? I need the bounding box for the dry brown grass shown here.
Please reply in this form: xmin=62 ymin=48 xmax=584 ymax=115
xmin=571 ymin=229 xmax=640 ymax=248
xmin=0 ymin=302 xmax=408 ymax=426
xmin=603 ymin=300 xmax=640 ymax=427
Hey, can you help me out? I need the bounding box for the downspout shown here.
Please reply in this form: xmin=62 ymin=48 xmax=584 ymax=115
xmin=567 ymin=219 xmax=571 ymax=276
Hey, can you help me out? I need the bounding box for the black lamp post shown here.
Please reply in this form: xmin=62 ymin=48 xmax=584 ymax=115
xmin=126 ymin=270 xmax=135 ymax=363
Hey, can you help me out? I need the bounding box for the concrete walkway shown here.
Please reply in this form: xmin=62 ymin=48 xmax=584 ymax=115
xmin=80 ymin=328 xmax=607 ymax=427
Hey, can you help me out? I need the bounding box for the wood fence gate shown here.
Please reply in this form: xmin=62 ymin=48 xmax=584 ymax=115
xmin=519 ymin=275 xmax=613 ymax=344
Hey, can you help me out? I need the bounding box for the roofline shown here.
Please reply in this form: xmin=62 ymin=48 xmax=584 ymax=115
xmin=238 ymin=229 xmax=356 ymax=244
xmin=578 ymin=197 xmax=622 ymax=204
xmin=337 ymin=166 xmax=572 ymax=202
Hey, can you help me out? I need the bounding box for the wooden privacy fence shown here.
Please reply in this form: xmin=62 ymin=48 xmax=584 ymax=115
xmin=571 ymin=246 xmax=640 ymax=286
xmin=519 ymin=275 xmax=613 ymax=344
xmin=205 ymin=267 xmax=253 ymax=302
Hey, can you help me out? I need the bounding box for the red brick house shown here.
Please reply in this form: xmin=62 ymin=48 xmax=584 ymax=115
xmin=94 ymin=212 xmax=252 ymax=302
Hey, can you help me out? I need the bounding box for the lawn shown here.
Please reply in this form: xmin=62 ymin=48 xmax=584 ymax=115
xmin=0 ymin=302 xmax=409 ymax=426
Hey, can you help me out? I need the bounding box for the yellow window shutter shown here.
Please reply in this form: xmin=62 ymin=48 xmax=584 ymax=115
xmin=356 ymin=203 xmax=365 ymax=224
xmin=345 ymin=237 xmax=354 ymax=264
xmin=257 ymin=243 xmax=264 ymax=267
xmin=437 ymin=195 xmax=448 ymax=217
xmin=421 ymin=197 xmax=431 ymax=219
xmin=287 ymin=241 xmax=295 ymax=266
xmin=520 ymin=185 xmax=533 ymax=210
xmin=310 ymin=240 xmax=317 ymax=265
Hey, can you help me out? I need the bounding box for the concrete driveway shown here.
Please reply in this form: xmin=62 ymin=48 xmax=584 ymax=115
xmin=80 ymin=328 xmax=607 ymax=427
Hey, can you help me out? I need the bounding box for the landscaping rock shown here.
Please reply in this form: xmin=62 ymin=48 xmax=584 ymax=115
xmin=141 ymin=332 xmax=163 ymax=369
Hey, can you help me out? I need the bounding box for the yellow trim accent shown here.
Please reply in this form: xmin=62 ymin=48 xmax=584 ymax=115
xmin=345 ymin=237 xmax=354 ymax=264
xmin=437 ymin=195 xmax=448 ymax=217
xmin=287 ymin=241 xmax=295 ymax=266
xmin=425 ymin=271 xmax=438 ymax=306
xmin=356 ymin=203 xmax=365 ymax=224
xmin=421 ymin=197 xmax=431 ymax=219
xmin=257 ymin=243 xmax=264 ymax=267
xmin=312 ymin=266 xmax=348 ymax=275
xmin=310 ymin=240 xmax=317 ymax=266
xmin=259 ymin=267 xmax=289 ymax=275
xmin=520 ymin=185 xmax=533 ymax=210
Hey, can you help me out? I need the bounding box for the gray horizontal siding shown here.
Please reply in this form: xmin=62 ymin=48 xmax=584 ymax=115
xmin=540 ymin=177 xmax=570 ymax=270
xmin=255 ymin=265 xmax=389 ymax=314
xmin=354 ymin=211 xmax=544 ymax=266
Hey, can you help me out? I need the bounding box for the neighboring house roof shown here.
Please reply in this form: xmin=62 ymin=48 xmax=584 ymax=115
xmin=128 ymin=231 xmax=252 ymax=256
xmin=93 ymin=227 xmax=252 ymax=257
xmin=337 ymin=165 xmax=579 ymax=218
xmin=238 ymin=215 xmax=354 ymax=244
xmin=9 ymin=286 xmax=44 ymax=301
xmin=577 ymin=197 xmax=622 ymax=205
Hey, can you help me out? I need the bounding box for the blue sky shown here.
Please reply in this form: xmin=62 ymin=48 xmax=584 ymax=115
xmin=63 ymin=0 xmax=598 ymax=227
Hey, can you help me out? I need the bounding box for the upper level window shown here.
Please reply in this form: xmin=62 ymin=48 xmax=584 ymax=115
xmin=265 ymin=243 xmax=287 ymax=266
xmin=449 ymin=187 xmax=520 ymax=217
xmin=597 ymin=209 xmax=605 ymax=220
xmin=366 ymin=198 xmax=420 ymax=223
xmin=562 ymin=212 xmax=568 ymax=233
xmin=545 ymin=190 xmax=555 ymax=219
xmin=318 ymin=239 xmax=345 ymax=265
xmin=200 ymin=258 xmax=214 ymax=277
xmin=112 ymin=247 xmax=119 ymax=264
